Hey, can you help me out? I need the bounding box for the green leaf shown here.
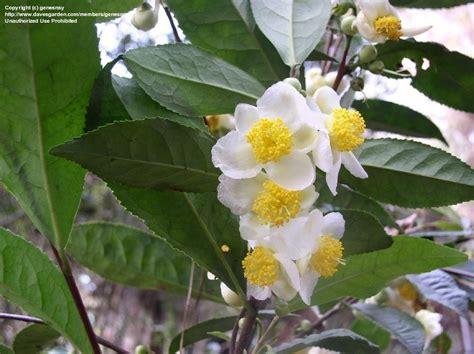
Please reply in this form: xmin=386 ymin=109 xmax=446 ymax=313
xmin=0 ymin=344 xmax=13 ymax=354
xmin=340 ymin=139 xmax=474 ymax=208
xmin=351 ymin=319 xmax=391 ymax=351
xmin=431 ymin=332 xmax=452 ymax=354
xmin=391 ymin=0 xmax=473 ymax=8
xmin=352 ymin=304 xmax=424 ymax=354
xmin=307 ymin=50 xmax=338 ymax=62
xmin=352 ymin=99 xmax=445 ymax=142
xmin=109 ymin=184 xmax=247 ymax=293
xmin=0 ymin=227 xmax=92 ymax=353
xmin=376 ymin=40 xmax=474 ymax=113
xmin=13 ymin=324 xmax=60 ymax=354
xmin=0 ymin=0 xmax=99 ymax=249
xmin=339 ymin=210 xmax=393 ymax=257
xmin=250 ymin=0 xmax=332 ymax=67
xmin=124 ymin=44 xmax=266 ymax=116
xmin=290 ymin=236 xmax=467 ymax=310
xmin=406 ymin=270 xmax=469 ymax=319
xmin=90 ymin=0 xmax=141 ymax=12
xmin=206 ymin=331 xmax=231 ymax=341
xmin=168 ymin=0 xmax=288 ymax=86
xmin=52 ymin=118 xmax=218 ymax=192
xmin=273 ymin=329 xmax=379 ymax=354
xmin=66 ymin=222 xmax=222 ymax=302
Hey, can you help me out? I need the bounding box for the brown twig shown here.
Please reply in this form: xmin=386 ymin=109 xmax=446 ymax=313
xmin=332 ymin=36 xmax=353 ymax=91
xmin=163 ymin=5 xmax=182 ymax=43
xmin=234 ymin=298 xmax=261 ymax=354
xmin=230 ymin=306 xmax=247 ymax=354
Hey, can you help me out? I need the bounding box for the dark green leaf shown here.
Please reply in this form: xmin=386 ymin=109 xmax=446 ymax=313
xmin=109 ymin=184 xmax=247 ymax=293
xmin=273 ymin=329 xmax=379 ymax=354
xmin=431 ymin=332 xmax=452 ymax=354
xmin=67 ymin=223 xmax=222 ymax=302
xmin=351 ymin=319 xmax=391 ymax=351
xmin=13 ymin=324 xmax=60 ymax=354
xmin=340 ymin=139 xmax=474 ymax=208
xmin=51 ymin=119 xmax=219 ymax=192
xmin=0 ymin=0 xmax=99 ymax=249
xmin=124 ymin=44 xmax=266 ymax=116
xmin=352 ymin=304 xmax=424 ymax=354
xmin=0 ymin=227 xmax=92 ymax=353
xmin=0 ymin=344 xmax=13 ymax=354
xmin=406 ymin=270 xmax=469 ymax=319
xmin=168 ymin=0 xmax=288 ymax=86
xmin=307 ymin=50 xmax=338 ymax=62
xmin=339 ymin=210 xmax=393 ymax=257
xmin=391 ymin=0 xmax=473 ymax=8
xmin=352 ymin=99 xmax=445 ymax=142
xmin=376 ymin=40 xmax=474 ymax=113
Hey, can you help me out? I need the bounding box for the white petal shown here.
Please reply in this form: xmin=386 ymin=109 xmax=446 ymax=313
xmin=217 ymin=174 xmax=264 ymax=215
xmin=401 ymin=25 xmax=432 ymax=38
xmin=322 ymin=212 xmax=345 ymax=239
xmin=211 ymin=130 xmax=261 ymax=179
xmin=269 ymin=216 xmax=310 ymax=260
xmin=248 ymin=283 xmax=271 ymax=301
xmin=256 ymin=82 xmax=307 ymax=129
xmin=272 ymin=279 xmax=298 ymax=301
xmin=293 ymin=124 xmax=320 ymax=153
xmin=235 ymin=103 xmax=259 ymax=134
xmin=299 ymin=272 xmax=319 ymax=306
xmin=265 ymin=152 xmax=315 ymax=191
xmin=357 ymin=0 xmax=391 ymax=21
xmin=325 ymin=151 xmax=342 ymax=196
xmin=342 ymin=152 xmax=368 ymax=179
xmin=312 ymin=132 xmax=333 ymax=173
xmin=275 ymin=254 xmax=300 ymax=291
xmin=353 ymin=12 xmax=386 ymax=43
xmin=296 ymin=254 xmax=312 ymax=275
xmin=300 ymin=186 xmax=318 ymax=210
xmin=313 ymin=86 xmax=341 ymax=114
xmin=239 ymin=214 xmax=270 ymax=241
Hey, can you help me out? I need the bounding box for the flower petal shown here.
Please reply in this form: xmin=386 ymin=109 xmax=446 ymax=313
xmin=325 ymin=151 xmax=342 ymax=195
xmin=354 ymin=12 xmax=386 ymax=43
xmin=235 ymin=103 xmax=259 ymax=134
xmin=322 ymin=212 xmax=345 ymax=239
xmin=275 ymin=254 xmax=300 ymax=291
xmin=342 ymin=152 xmax=368 ymax=179
xmin=299 ymin=272 xmax=319 ymax=305
xmin=239 ymin=214 xmax=270 ymax=241
xmin=217 ymin=174 xmax=264 ymax=215
xmin=313 ymin=86 xmax=341 ymax=114
xmin=248 ymin=283 xmax=272 ymax=301
xmin=312 ymin=132 xmax=333 ymax=173
xmin=401 ymin=25 xmax=432 ymax=38
xmin=300 ymin=186 xmax=319 ymax=210
xmin=357 ymin=0 xmax=391 ymax=22
xmin=269 ymin=216 xmax=310 ymax=260
xmin=265 ymin=151 xmax=315 ymax=191
xmin=211 ymin=130 xmax=261 ymax=179
xmin=293 ymin=124 xmax=320 ymax=153
xmin=272 ymin=279 xmax=298 ymax=301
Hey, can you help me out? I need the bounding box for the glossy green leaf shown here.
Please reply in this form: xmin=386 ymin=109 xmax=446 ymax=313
xmin=124 ymin=44 xmax=266 ymax=116
xmin=352 ymin=304 xmax=424 ymax=354
xmin=67 ymin=222 xmax=222 ymax=302
xmin=391 ymin=0 xmax=473 ymax=8
xmin=250 ymin=0 xmax=332 ymax=67
xmin=0 ymin=0 xmax=99 ymax=249
xmin=13 ymin=324 xmax=60 ymax=354
xmin=340 ymin=139 xmax=474 ymax=208
xmin=351 ymin=319 xmax=390 ymax=351
xmin=0 ymin=345 xmax=13 ymax=354
xmin=51 ymin=119 xmax=219 ymax=192
xmin=273 ymin=329 xmax=379 ymax=354
xmin=352 ymin=99 xmax=445 ymax=142
xmin=406 ymin=270 xmax=469 ymax=319
xmin=168 ymin=0 xmax=288 ymax=86
xmin=339 ymin=210 xmax=393 ymax=257
xmin=109 ymin=184 xmax=247 ymax=293
xmin=0 ymin=227 xmax=92 ymax=353
xmin=376 ymin=40 xmax=474 ymax=113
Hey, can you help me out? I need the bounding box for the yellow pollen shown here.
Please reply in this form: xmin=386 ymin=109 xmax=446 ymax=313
xmin=374 ymin=16 xmax=402 ymax=41
xmin=246 ymin=118 xmax=293 ymax=163
xmin=398 ymin=281 xmax=418 ymax=302
xmin=252 ymin=181 xmax=301 ymax=226
xmin=327 ymin=108 xmax=365 ymax=152
xmin=242 ymin=247 xmax=279 ymax=287
xmin=311 ymin=235 xmax=344 ymax=277
xmin=221 ymin=244 xmax=230 ymax=253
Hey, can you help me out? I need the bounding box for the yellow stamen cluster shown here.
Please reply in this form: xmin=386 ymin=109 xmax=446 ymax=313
xmin=242 ymin=247 xmax=279 ymax=287
xmin=327 ymin=108 xmax=365 ymax=152
xmin=310 ymin=235 xmax=344 ymax=277
xmin=374 ymin=16 xmax=402 ymax=41
xmin=252 ymin=181 xmax=301 ymax=226
xmin=246 ymin=118 xmax=293 ymax=163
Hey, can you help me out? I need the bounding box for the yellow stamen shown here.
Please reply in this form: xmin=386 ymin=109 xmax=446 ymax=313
xmin=311 ymin=235 xmax=344 ymax=277
xmin=246 ymin=118 xmax=293 ymax=163
xmin=252 ymin=180 xmax=301 ymax=226
xmin=327 ymin=108 xmax=365 ymax=152
xmin=374 ymin=16 xmax=402 ymax=41
xmin=242 ymin=247 xmax=279 ymax=287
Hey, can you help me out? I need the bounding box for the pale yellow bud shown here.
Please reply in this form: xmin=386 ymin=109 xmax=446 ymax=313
xmin=132 ymin=2 xmax=159 ymax=31
xmin=220 ymin=282 xmax=243 ymax=307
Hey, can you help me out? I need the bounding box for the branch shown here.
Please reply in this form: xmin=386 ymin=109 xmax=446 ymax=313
xmin=163 ymin=5 xmax=182 ymax=43
xmin=332 ymin=36 xmax=353 ymax=91
xmin=234 ymin=298 xmax=262 ymax=354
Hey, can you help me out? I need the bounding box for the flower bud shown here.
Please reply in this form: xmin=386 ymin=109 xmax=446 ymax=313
xmin=359 ymin=45 xmax=378 ymax=64
xmin=135 ymin=345 xmax=151 ymax=354
xmin=341 ymin=15 xmax=357 ymax=36
xmin=275 ymin=299 xmax=289 ymax=317
xmin=350 ymin=77 xmax=364 ymax=91
xmin=283 ymin=77 xmax=302 ymax=91
xmin=220 ymin=282 xmax=243 ymax=307
xmin=299 ymin=319 xmax=312 ymax=332
xmin=333 ymin=0 xmax=355 ymax=17
xmin=238 ymin=318 xmax=246 ymax=329
xmin=368 ymin=60 xmax=385 ymax=74
xmin=132 ymin=2 xmax=159 ymax=31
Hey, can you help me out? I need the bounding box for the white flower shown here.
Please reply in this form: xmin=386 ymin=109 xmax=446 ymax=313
xmin=212 ymin=82 xmax=324 ymax=191
xmin=312 ymin=87 xmax=368 ymax=195
xmin=305 ymin=68 xmax=349 ymax=97
xmin=353 ymin=0 xmax=431 ymax=43
xmin=242 ymin=246 xmax=300 ymax=301
xmin=415 ymin=309 xmax=443 ymax=349
xmin=220 ymin=282 xmax=243 ymax=307
xmin=218 ymin=173 xmax=318 ymax=229
xmin=307 ymin=347 xmax=340 ymax=354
